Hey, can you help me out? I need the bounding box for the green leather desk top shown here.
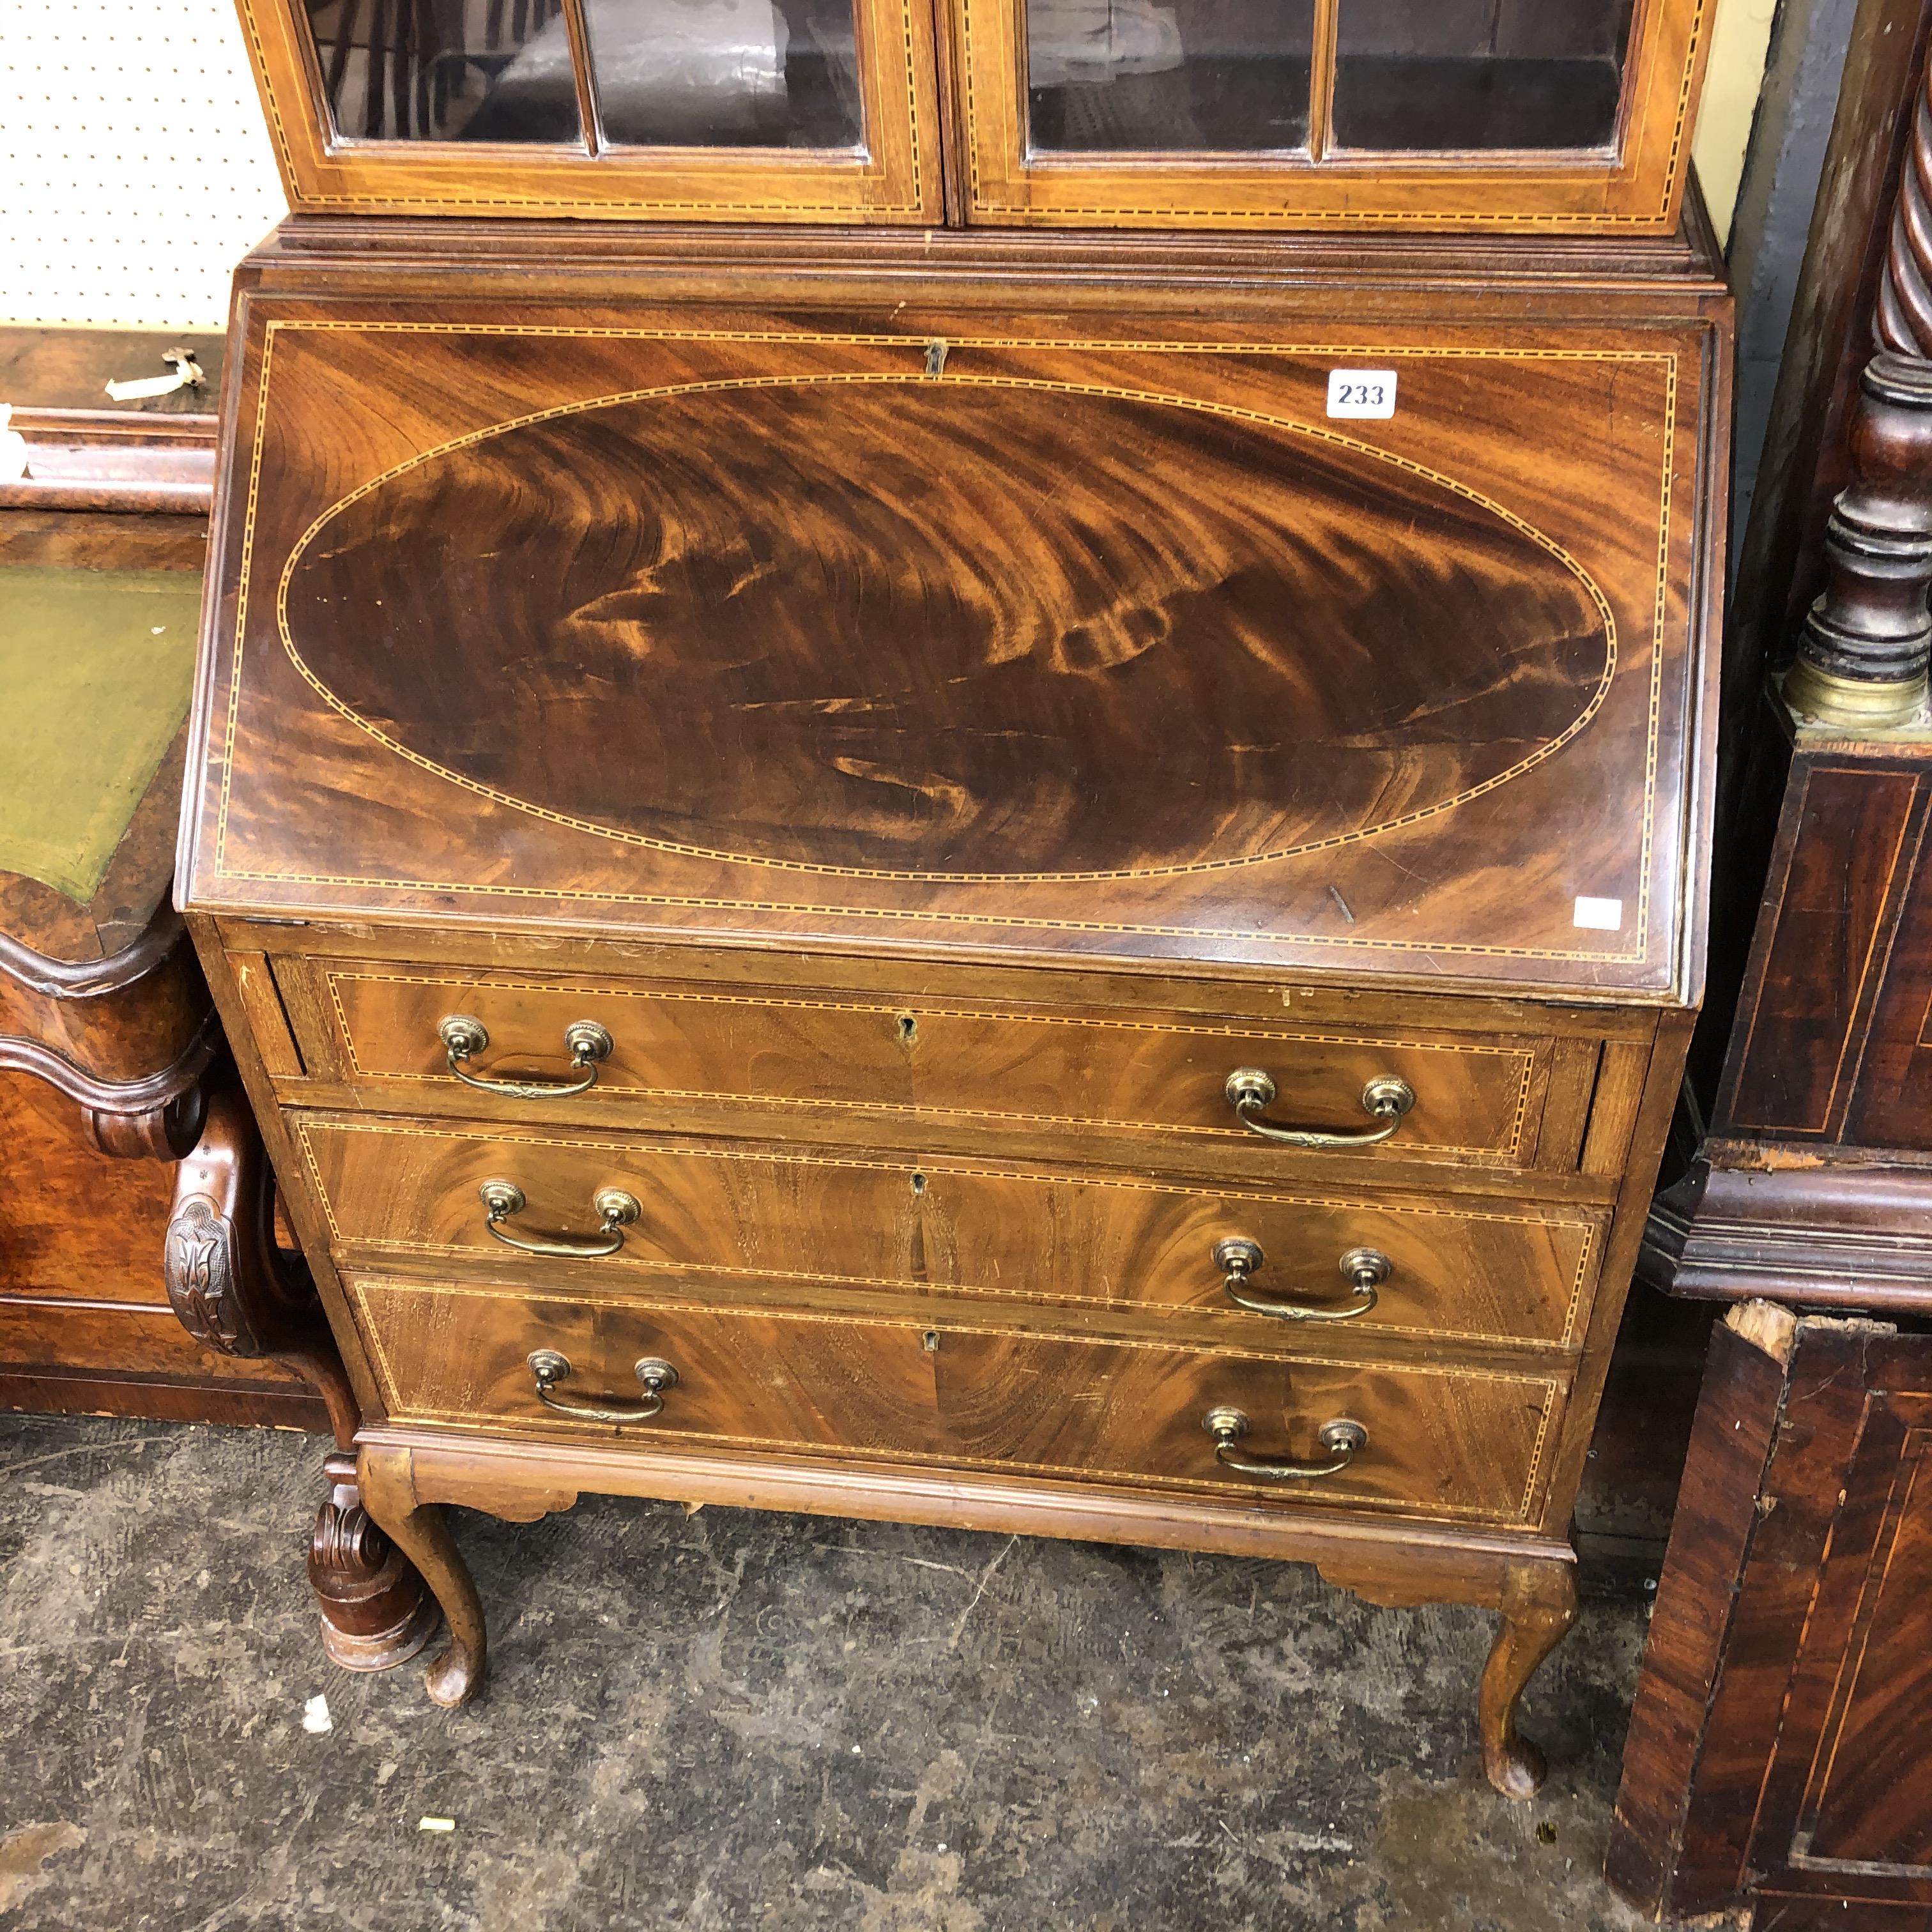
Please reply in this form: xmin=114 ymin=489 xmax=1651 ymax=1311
xmin=1 ymin=567 xmax=201 ymax=904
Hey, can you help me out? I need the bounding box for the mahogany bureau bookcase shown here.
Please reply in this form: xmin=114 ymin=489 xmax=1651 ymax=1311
xmin=196 ymin=0 xmax=1729 ymax=1797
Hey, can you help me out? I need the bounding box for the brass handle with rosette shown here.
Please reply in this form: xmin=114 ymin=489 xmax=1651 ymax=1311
xmin=528 ymin=1349 xmax=677 ymax=1423
xmin=1215 ymin=1238 xmax=1391 ymax=1323
xmin=1224 ymin=1069 xmax=1415 ymax=1149
xmin=438 ymin=1014 xmax=613 ymax=1100
xmin=479 ymin=1180 xmax=640 ymax=1258
xmin=1204 ymin=1407 xmax=1367 ymax=1480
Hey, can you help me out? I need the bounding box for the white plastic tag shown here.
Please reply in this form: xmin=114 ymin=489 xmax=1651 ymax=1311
xmin=1326 ymin=369 xmax=1398 ymax=419
xmin=1573 ymin=896 xmax=1624 ymax=931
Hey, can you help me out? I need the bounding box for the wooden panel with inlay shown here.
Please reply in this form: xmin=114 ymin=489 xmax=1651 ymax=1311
xmin=295 ymin=1114 xmax=1606 ymax=1347
xmin=182 ymin=293 xmax=1717 ymax=1001
xmin=231 ymin=0 xmax=945 ymax=225
xmin=347 ymin=1273 xmax=1566 ymax=1525
xmin=302 ymin=960 xmax=1565 ymax=1171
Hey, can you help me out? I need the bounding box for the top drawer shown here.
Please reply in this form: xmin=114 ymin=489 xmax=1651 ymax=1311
xmin=266 ymin=957 xmax=1592 ymax=1177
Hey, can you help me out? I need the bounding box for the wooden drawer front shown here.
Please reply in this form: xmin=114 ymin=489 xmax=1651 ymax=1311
xmin=298 ymin=1118 xmax=1603 ymax=1347
xmin=310 ymin=965 xmax=1554 ymax=1169
xmin=349 ymin=1277 xmax=1563 ymax=1528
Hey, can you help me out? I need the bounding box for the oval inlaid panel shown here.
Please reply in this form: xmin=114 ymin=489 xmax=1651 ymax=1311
xmin=280 ymin=378 xmax=1612 ymax=879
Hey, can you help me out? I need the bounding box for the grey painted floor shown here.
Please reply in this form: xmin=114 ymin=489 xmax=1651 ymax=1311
xmin=0 ymin=1413 xmax=1660 ymax=1931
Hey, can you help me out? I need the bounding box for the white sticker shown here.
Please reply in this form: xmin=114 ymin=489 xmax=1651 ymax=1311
xmin=1573 ymin=896 xmax=1623 ymax=931
xmin=1326 ymin=369 xmax=1398 ymax=419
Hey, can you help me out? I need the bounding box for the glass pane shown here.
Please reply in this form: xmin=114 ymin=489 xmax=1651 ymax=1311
xmin=1332 ymin=0 xmax=1634 ymax=151
xmin=1027 ymin=0 xmax=1316 ymax=153
xmin=585 ymin=0 xmax=862 ymax=148
xmin=302 ymin=0 xmax=581 ymax=142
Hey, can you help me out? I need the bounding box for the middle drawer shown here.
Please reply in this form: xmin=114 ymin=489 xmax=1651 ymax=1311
xmin=293 ymin=1116 xmax=1605 ymax=1349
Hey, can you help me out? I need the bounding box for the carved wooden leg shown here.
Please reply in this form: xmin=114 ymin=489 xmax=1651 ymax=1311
xmin=358 ymin=1442 xmax=487 ymax=1707
xmin=1479 ymin=1560 xmax=1580 ymax=1800
xmin=165 ymin=1077 xmax=434 ymax=1673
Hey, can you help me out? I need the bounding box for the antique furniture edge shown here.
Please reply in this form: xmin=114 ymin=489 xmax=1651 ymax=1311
xmin=1607 ymin=1304 xmax=1905 ymax=1919
xmin=0 ymin=410 xmax=216 ymax=517
xmin=0 ymin=327 xmax=224 ymax=516
xmin=243 ymin=210 xmax=1731 ymax=302
xmin=1643 ymin=1156 xmax=1932 ymax=1310
xmin=0 ymin=900 xmax=187 ymax=997
xmin=355 ymin=1423 xmax=1580 ymax=1792
xmin=361 ymin=1418 xmax=1579 ymax=1577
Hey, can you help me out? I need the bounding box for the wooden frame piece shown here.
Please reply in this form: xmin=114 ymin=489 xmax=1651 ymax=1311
xmin=949 ymin=0 xmax=1715 ymax=232
xmin=233 ymin=0 xmax=944 ymax=222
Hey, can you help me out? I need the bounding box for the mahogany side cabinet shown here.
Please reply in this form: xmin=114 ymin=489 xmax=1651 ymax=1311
xmin=188 ymin=0 xmax=1731 ymax=1797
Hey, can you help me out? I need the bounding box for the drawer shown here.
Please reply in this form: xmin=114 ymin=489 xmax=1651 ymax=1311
xmin=296 ymin=1116 xmax=1607 ymax=1348
xmin=288 ymin=960 xmax=1568 ymax=1172
xmin=348 ymin=1276 xmax=1565 ymax=1528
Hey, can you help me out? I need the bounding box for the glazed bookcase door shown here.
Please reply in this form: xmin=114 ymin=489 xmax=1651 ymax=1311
xmin=235 ymin=0 xmax=942 ymax=221
xmin=950 ymin=0 xmax=1713 ymax=231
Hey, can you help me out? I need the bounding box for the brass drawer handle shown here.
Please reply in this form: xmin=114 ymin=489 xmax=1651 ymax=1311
xmin=439 ymin=1014 xmax=613 ymax=1100
xmin=479 ymin=1180 xmax=639 ymax=1258
xmin=528 ymin=1349 xmax=677 ymax=1424
xmin=1204 ymin=1407 xmax=1367 ymax=1480
xmin=1224 ymin=1069 xmax=1415 ymax=1149
xmin=1215 ymin=1238 xmax=1390 ymax=1322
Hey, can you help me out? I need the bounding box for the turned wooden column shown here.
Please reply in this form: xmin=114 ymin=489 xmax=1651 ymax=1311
xmin=1784 ymin=353 xmax=1932 ymax=724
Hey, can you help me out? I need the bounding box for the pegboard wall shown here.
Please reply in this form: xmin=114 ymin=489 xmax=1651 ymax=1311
xmin=0 ymin=0 xmax=289 ymax=330
xmin=0 ymin=0 xmax=1775 ymax=322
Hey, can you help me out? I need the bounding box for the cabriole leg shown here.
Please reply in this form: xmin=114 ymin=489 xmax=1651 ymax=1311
xmin=1479 ymin=1560 xmax=1579 ymax=1799
xmin=357 ymin=1443 xmax=487 ymax=1707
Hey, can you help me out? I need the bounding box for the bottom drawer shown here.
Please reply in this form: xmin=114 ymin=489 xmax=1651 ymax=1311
xmin=349 ymin=1276 xmax=1565 ymax=1528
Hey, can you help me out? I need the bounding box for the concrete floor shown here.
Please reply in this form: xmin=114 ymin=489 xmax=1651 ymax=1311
xmin=0 ymin=1412 xmax=1663 ymax=1932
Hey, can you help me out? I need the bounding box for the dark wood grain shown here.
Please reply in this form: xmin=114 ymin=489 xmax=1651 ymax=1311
xmin=287 ymin=381 xmax=1608 ymax=879
xmin=0 ymin=326 xmax=224 ymax=412
xmin=307 ymin=956 xmax=1568 ymax=1170
xmin=0 ymin=327 xmax=220 ymax=516
xmin=1607 ymin=1302 xmax=1813 ymax=1918
xmin=187 ymin=246 xmax=1723 ymax=997
xmin=0 ymin=1067 xmax=319 ymax=1422
xmin=1611 ymin=1311 xmax=1932 ymax=1922
xmin=1710 ymin=734 xmax=1932 ymax=1161
xmin=293 ymin=1110 xmax=1607 ymax=1348
xmin=1644 ymin=1158 xmax=1932 ymax=1310
xmin=1785 ymin=355 xmax=1932 ymax=722
xmin=1724 ymin=760 xmax=1924 ymax=1135
xmin=348 ymin=1271 xmax=1564 ymax=1525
